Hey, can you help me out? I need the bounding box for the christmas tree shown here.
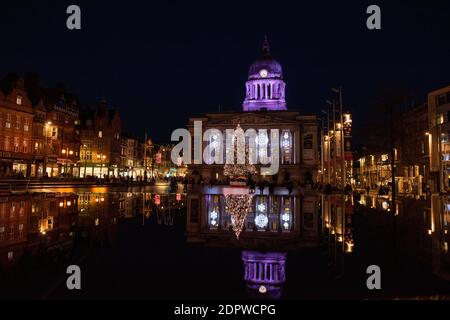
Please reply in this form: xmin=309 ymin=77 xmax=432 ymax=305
xmin=223 ymin=123 xmax=257 ymax=183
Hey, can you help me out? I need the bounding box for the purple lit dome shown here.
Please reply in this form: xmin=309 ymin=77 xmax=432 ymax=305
xmin=243 ymin=36 xmax=287 ymax=111
xmin=248 ymin=38 xmax=283 ymax=80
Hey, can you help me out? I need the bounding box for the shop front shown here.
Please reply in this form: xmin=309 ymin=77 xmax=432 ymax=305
xmin=30 ymin=158 xmax=45 ymax=177
xmin=78 ymin=163 xmax=108 ymax=178
xmin=58 ymin=158 xmax=78 ymax=177
xmin=12 ymin=160 xmax=27 ymax=176
xmin=45 ymin=157 xmax=59 ymax=177
xmin=0 ymin=151 xmax=33 ymax=177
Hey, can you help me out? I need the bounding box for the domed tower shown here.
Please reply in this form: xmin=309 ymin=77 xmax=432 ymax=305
xmin=241 ymin=251 xmax=287 ymax=300
xmin=243 ymin=37 xmax=287 ymax=111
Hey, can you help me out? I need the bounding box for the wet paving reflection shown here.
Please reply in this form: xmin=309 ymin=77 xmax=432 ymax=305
xmin=0 ymin=187 xmax=449 ymax=299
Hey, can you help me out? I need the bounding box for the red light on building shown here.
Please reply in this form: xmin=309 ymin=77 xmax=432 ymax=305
xmin=176 ymin=193 xmax=181 ymax=201
xmin=155 ymin=194 xmax=160 ymax=205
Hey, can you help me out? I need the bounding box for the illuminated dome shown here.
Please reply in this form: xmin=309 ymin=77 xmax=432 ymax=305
xmin=241 ymin=251 xmax=287 ymax=300
xmin=248 ymin=38 xmax=283 ymax=80
xmin=243 ymin=37 xmax=287 ymax=111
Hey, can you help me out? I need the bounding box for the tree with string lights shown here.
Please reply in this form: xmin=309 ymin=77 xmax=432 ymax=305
xmin=223 ymin=123 xmax=255 ymax=239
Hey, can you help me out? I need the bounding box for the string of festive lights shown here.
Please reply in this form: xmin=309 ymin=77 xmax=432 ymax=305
xmin=223 ymin=123 xmax=257 ymax=239
xmin=225 ymin=193 xmax=254 ymax=239
xmin=223 ymin=123 xmax=257 ymax=180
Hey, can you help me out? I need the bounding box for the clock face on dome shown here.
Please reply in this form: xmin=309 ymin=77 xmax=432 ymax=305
xmin=259 ymin=69 xmax=268 ymax=78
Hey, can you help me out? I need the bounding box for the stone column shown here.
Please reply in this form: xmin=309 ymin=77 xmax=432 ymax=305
xmin=294 ymin=130 xmax=300 ymax=164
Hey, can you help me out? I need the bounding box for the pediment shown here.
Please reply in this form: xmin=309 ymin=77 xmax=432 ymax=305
xmin=206 ymin=112 xmax=300 ymax=127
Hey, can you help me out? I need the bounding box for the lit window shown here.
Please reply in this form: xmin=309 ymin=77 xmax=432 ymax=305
xmin=256 ymin=130 xmax=269 ymax=164
xmin=208 ymin=195 xmax=221 ymax=229
xmin=281 ymin=197 xmax=293 ymax=232
xmin=98 ymin=131 xmax=103 ymax=138
xmin=8 ymin=251 xmax=13 ymax=261
xmin=254 ymin=197 xmax=268 ymax=230
xmin=281 ymin=130 xmax=292 ymax=164
xmin=16 ymin=95 xmax=22 ymax=105
xmin=51 ymin=127 xmax=58 ymax=138
xmin=437 ymin=113 xmax=445 ymax=125
xmin=14 ymin=137 xmax=19 ymax=152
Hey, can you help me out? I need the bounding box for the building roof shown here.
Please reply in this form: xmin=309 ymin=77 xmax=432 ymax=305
xmin=248 ymin=36 xmax=283 ymax=80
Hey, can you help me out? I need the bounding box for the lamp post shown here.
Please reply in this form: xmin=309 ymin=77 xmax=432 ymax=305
xmin=332 ymin=87 xmax=346 ymax=189
xmin=97 ymin=153 xmax=106 ymax=179
xmin=83 ymin=144 xmax=88 ymax=178
xmin=326 ymin=100 xmax=337 ymax=186
xmin=321 ymin=109 xmax=330 ymax=184
xmin=44 ymin=121 xmax=52 ymax=177
xmin=102 ymin=154 xmax=106 ymax=178
xmin=97 ymin=154 xmax=100 ymax=178
xmin=62 ymin=148 xmax=73 ymax=177
xmin=320 ymin=115 xmax=325 ymax=185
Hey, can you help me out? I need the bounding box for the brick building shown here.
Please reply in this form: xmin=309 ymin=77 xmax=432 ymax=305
xmin=78 ymin=101 xmax=122 ymax=178
xmin=0 ymin=75 xmax=34 ymax=177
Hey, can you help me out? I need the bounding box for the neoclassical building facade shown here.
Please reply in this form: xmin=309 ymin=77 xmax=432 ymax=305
xmin=186 ymin=38 xmax=319 ymax=186
xmin=185 ymin=39 xmax=320 ymax=245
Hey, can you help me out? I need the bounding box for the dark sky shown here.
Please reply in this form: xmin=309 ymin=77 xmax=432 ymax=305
xmin=1 ymin=0 xmax=449 ymax=142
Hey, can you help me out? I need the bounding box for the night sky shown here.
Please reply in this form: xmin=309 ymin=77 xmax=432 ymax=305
xmin=1 ymin=0 xmax=449 ymax=142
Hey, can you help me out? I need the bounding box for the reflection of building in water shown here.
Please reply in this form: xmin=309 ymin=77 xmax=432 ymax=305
xmin=84 ymin=191 xmax=185 ymax=226
xmin=432 ymin=195 xmax=450 ymax=280
xmin=241 ymin=251 xmax=286 ymax=300
xmin=428 ymin=85 xmax=450 ymax=280
xmin=152 ymin=193 xmax=185 ymax=226
xmin=118 ymin=192 xmax=140 ymax=218
xmin=76 ymin=192 xmax=119 ymax=245
xmin=321 ymin=194 xmax=354 ymax=278
xmin=187 ymin=186 xmax=320 ymax=248
xmin=0 ymin=193 xmax=77 ymax=268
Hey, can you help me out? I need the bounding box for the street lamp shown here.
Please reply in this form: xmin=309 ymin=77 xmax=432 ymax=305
xmin=44 ymin=121 xmax=52 ymax=177
xmin=62 ymin=148 xmax=73 ymax=177
xmin=83 ymin=144 xmax=88 ymax=178
xmin=102 ymin=155 xmax=106 ymax=177
xmin=97 ymin=154 xmax=101 ymax=178
xmin=332 ymin=87 xmax=346 ymax=189
xmin=326 ymin=99 xmax=337 ymax=186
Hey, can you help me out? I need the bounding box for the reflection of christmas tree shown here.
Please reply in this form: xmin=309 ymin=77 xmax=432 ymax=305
xmin=225 ymin=194 xmax=253 ymax=239
xmin=223 ymin=123 xmax=257 ymax=182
